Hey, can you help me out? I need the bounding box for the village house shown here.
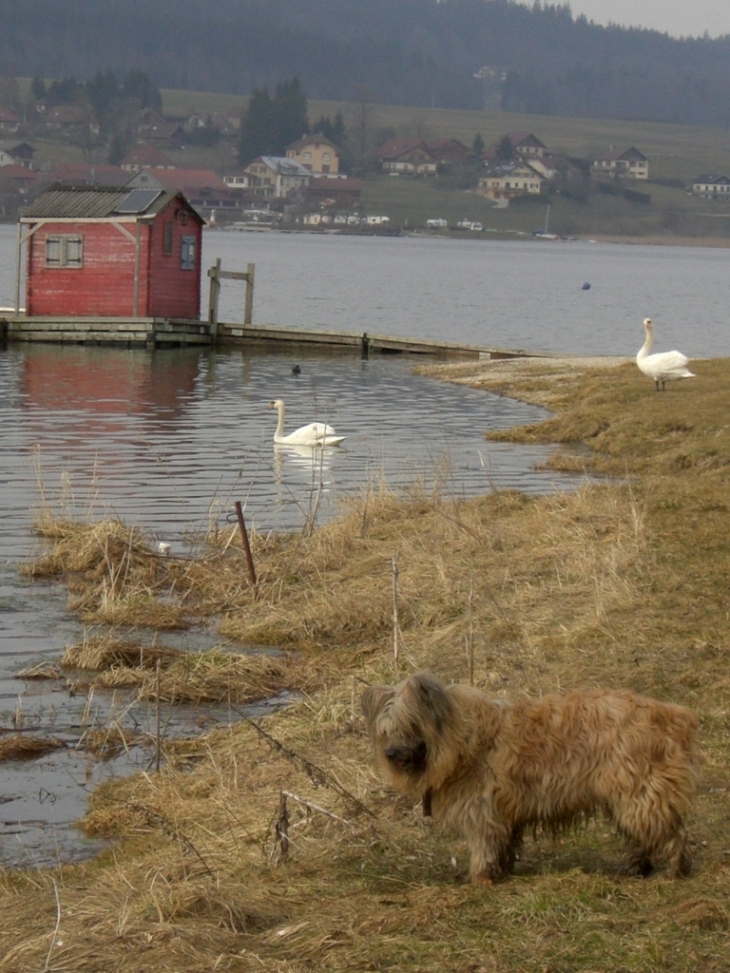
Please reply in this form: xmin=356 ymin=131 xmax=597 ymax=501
xmin=0 ymin=140 xmax=35 ymax=168
xmin=378 ymin=139 xmax=437 ymax=176
xmin=37 ymin=163 xmax=130 ymax=188
xmin=242 ymin=156 xmax=311 ymax=198
xmin=130 ymin=108 xmax=185 ymax=147
xmin=306 ymin=176 xmax=362 ymax=208
xmin=286 ymin=133 xmax=341 ymax=176
xmin=120 ymin=146 xmax=177 ymax=171
xmin=484 ymin=132 xmax=549 ymax=164
xmin=0 ymin=107 xmax=20 ymax=133
xmin=223 ymin=173 xmax=250 ymax=189
xmin=690 ymin=174 xmax=730 ymax=198
xmin=41 ymin=104 xmax=100 ymax=137
xmin=123 ymin=167 xmax=241 ymax=215
xmin=477 ymin=160 xmax=546 ymax=200
xmin=425 ymin=137 xmax=469 ymax=165
xmin=18 ymin=184 xmax=204 ymax=319
xmin=0 ymin=164 xmax=37 ymax=193
xmin=507 ymin=132 xmax=547 ymax=157
xmin=591 ymin=146 xmax=649 ymax=180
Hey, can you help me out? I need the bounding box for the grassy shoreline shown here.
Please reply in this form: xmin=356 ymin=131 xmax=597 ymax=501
xmin=2 ymin=356 xmax=730 ymax=972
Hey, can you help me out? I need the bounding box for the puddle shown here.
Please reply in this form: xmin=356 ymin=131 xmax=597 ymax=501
xmin=1 ymin=641 xmax=294 ymax=869
xmin=0 ymin=559 xmax=292 ymax=868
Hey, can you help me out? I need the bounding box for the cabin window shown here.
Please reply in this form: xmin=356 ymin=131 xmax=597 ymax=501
xmin=180 ymin=235 xmax=196 ymax=270
xmin=163 ymin=221 xmax=173 ymax=256
xmin=46 ymin=234 xmax=83 ymax=268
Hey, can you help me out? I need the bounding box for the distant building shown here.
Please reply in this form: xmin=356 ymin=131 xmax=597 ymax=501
xmin=690 ymin=174 xmax=730 ymax=198
xmin=124 ymin=167 xmax=239 ymax=213
xmin=0 ymin=141 xmax=35 ymax=168
xmin=425 ymin=137 xmax=469 ymax=165
xmin=120 ymin=146 xmax=177 ymax=171
xmin=378 ymin=139 xmax=437 ymax=176
xmin=130 ymin=109 xmax=185 ymax=146
xmin=591 ymin=146 xmax=649 ymax=180
xmin=306 ymin=176 xmax=362 ymax=207
xmin=0 ymin=107 xmax=20 ymax=133
xmin=41 ymin=105 xmax=99 ymax=137
xmin=477 ymin=160 xmax=546 ymax=200
xmin=242 ymin=156 xmax=311 ymax=198
xmin=19 ymin=185 xmax=203 ymax=319
xmin=37 ymin=164 xmax=129 ymax=188
xmin=286 ymin=133 xmax=341 ymax=176
xmin=485 ymin=132 xmax=548 ymax=161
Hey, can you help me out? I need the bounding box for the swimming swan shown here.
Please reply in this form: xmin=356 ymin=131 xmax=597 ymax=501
xmin=636 ymin=318 xmax=695 ymax=391
xmin=268 ymin=399 xmax=345 ymax=446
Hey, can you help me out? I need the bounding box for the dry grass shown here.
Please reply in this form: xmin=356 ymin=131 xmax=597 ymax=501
xmin=60 ymin=634 xmax=298 ymax=704
xmin=0 ymin=734 xmax=67 ymax=761
xmin=4 ymin=357 xmax=730 ymax=972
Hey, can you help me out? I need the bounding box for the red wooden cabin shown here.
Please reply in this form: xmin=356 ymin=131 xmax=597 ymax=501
xmin=19 ymin=185 xmax=204 ymax=319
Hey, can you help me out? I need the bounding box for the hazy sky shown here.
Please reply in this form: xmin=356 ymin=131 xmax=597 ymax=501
xmin=549 ymin=1 xmax=730 ymax=38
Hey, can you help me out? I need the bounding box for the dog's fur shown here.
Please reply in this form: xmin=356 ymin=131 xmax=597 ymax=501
xmin=362 ymin=673 xmax=698 ymax=883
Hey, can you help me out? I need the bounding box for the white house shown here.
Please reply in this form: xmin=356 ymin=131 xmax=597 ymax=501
xmin=478 ymin=160 xmax=545 ymax=200
xmin=690 ymin=174 xmax=730 ymax=198
xmin=242 ymin=157 xmax=311 ymax=198
xmin=591 ymin=146 xmax=649 ymax=180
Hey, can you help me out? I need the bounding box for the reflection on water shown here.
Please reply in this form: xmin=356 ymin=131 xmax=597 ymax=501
xmin=0 ymin=341 xmax=590 ymax=867
xmin=2 ymin=343 xmax=586 ymax=559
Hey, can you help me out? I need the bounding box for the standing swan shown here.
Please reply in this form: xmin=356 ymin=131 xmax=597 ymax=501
xmin=636 ymin=318 xmax=695 ymax=391
xmin=268 ymin=399 xmax=345 ymax=446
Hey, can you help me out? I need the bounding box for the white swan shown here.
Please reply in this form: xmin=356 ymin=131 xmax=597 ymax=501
xmin=636 ymin=318 xmax=695 ymax=391
xmin=268 ymin=399 xmax=345 ymax=446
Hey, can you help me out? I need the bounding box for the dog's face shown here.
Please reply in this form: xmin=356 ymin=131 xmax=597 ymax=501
xmin=362 ymin=674 xmax=455 ymax=790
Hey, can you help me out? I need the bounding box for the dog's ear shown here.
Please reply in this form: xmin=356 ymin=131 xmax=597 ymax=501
xmin=409 ymin=673 xmax=454 ymax=734
xmin=362 ymin=684 xmax=395 ymax=722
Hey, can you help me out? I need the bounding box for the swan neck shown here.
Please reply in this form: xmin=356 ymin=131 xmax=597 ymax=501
xmin=275 ymin=402 xmax=285 ymax=439
xmin=638 ymin=326 xmax=653 ymax=359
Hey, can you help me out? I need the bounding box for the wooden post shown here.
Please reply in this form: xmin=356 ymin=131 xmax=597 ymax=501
xmin=244 ymin=261 xmax=255 ymax=325
xmin=235 ymin=500 xmax=258 ymax=596
xmin=208 ymin=257 xmax=221 ymax=338
xmin=13 ymin=221 xmax=21 ymax=315
xmin=207 ymin=260 xmax=254 ymax=338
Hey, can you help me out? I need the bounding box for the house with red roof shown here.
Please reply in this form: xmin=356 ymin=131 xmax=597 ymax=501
xmin=378 ymin=139 xmax=437 ymax=175
xmin=120 ymin=146 xmax=177 ymax=171
xmin=0 ymin=106 xmax=20 ymax=133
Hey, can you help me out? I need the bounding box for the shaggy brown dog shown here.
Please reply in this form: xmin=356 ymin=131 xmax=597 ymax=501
xmin=362 ymin=673 xmax=698 ymax=883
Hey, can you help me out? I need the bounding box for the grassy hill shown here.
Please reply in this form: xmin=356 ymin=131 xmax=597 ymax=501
xmin=158 ymin=88 xmax=730 ymax=241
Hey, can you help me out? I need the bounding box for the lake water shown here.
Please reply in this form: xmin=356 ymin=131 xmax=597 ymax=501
xmin=0 ymin=223 xmax=727 ymax=866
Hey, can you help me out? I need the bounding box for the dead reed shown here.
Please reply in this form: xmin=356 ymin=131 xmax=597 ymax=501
xmin=0 ymin=734 xmax=66 ymax=761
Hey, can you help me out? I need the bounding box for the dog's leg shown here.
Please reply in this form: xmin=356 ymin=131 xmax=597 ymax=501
xmin=615 ymin=801 xmax=692 ymax=878
xmin=663 ymin=828 xmax=693 ymax=878
xmin=467 ymin=828 xmax=512 ymax=885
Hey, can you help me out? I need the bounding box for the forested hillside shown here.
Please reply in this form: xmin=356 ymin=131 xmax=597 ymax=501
xmin=2 ymin=0 xmax=730 ymax=126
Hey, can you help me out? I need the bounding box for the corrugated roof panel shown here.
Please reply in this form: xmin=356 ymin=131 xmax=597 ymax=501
xmin=21 ymin=187 xmax=130 ymax=220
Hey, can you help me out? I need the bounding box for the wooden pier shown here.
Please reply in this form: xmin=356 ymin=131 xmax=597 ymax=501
xmin=0 ymin=311 xmax=536 ymax=359
xmin=0 ymin=256 xmax=538 ymax=359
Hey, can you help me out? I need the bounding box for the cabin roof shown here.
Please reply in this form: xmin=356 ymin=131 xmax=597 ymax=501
xmin=21 ymin=184 xmax=198 ymax=221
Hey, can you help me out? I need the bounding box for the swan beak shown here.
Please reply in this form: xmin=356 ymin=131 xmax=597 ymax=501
xmin=268 ymin=400 xmax=275 ymax=409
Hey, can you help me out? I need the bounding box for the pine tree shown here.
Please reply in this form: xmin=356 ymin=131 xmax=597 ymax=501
xmin=272 ymin=77 xmax=309 ymax=151
xmin=238 ymin=87 xmax=276 ymax=165
xmin=238 ymin=77 xmax=309 ymax=165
